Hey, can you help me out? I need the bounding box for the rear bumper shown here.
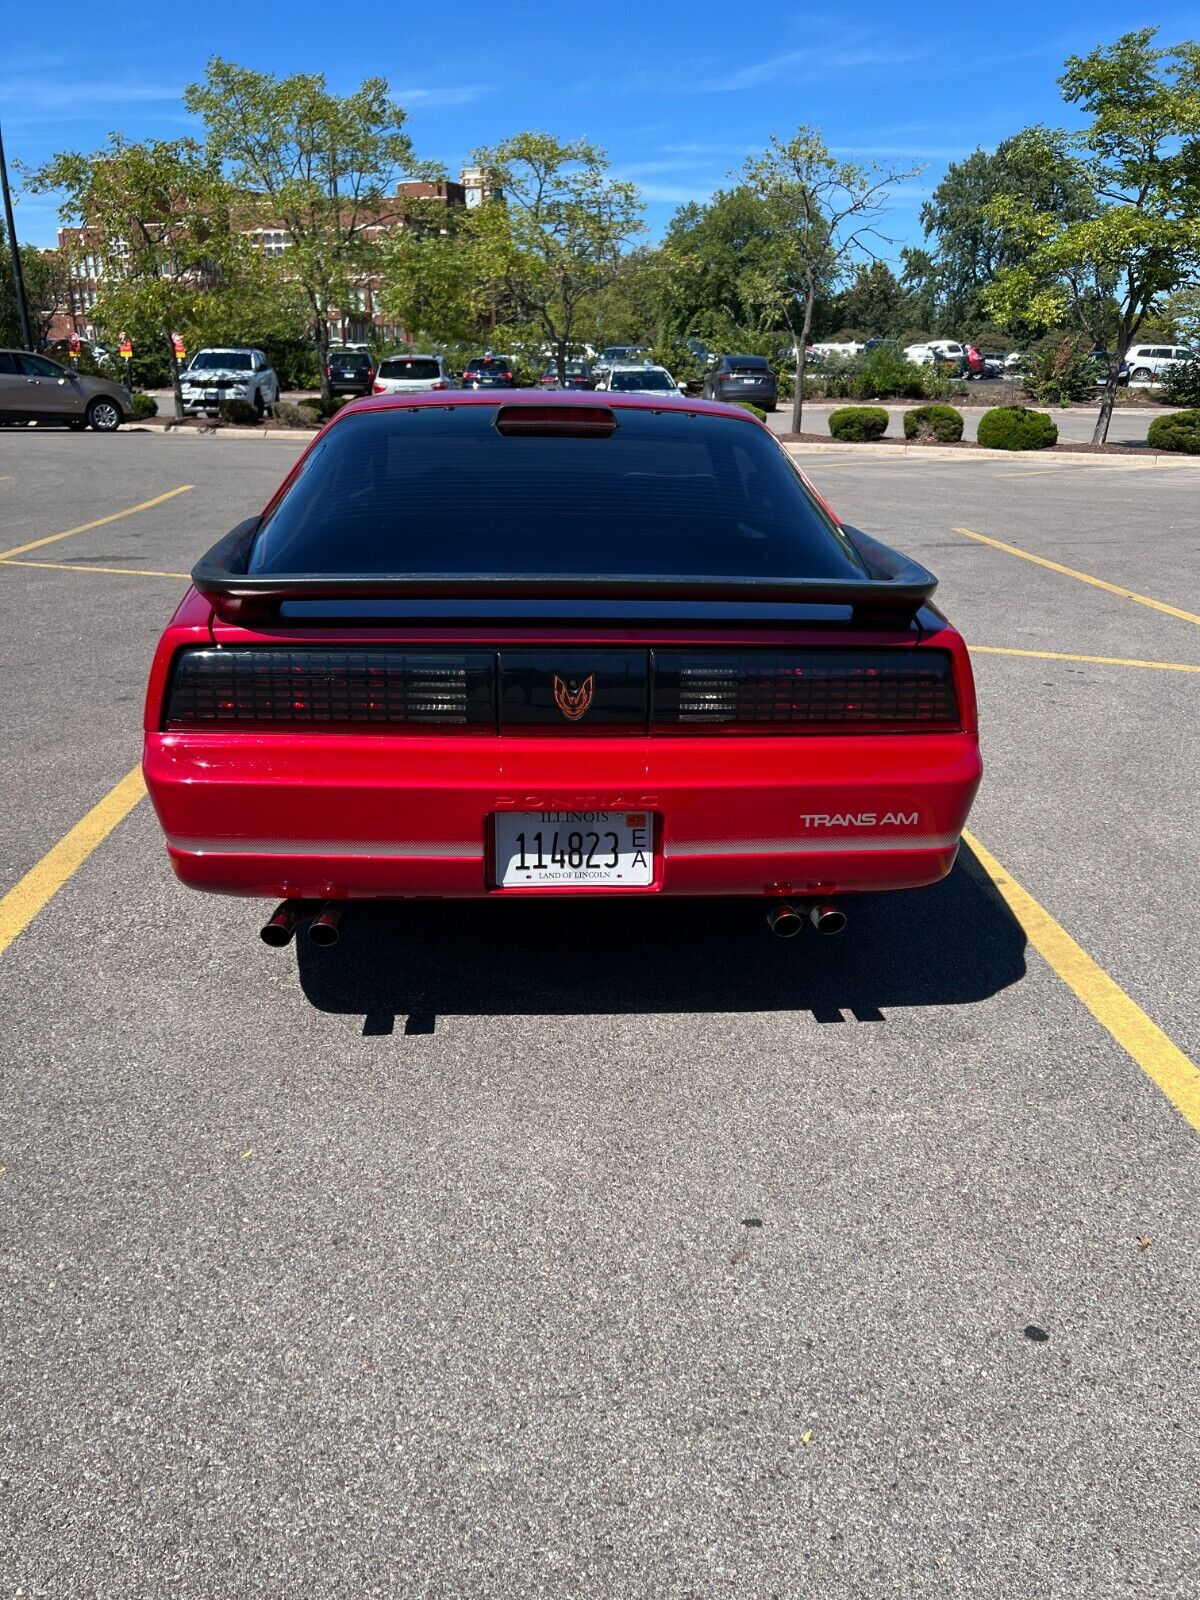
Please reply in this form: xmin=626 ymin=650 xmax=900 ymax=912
xmin=144 ymin=731 xmax=982 ymax=900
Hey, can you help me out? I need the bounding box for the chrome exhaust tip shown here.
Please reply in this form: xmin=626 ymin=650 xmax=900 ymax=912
xmin=260 ymin=902 xmax=304 ymax=947
xmin=766 ymin=901 xmax=804 ymax=938
xmin=810 ymin=901 xmax=847 ymax=936
xmin=308 ymin=903 xmax=343 ymax=947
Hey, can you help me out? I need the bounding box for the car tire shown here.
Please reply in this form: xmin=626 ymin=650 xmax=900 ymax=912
xmin=1131 ymin=367 xmax=1153 ymax=382
xmin=86 ymin=397 xmax=122 ymax=432
xmin=253 ymin=389 xmax=265 ymax=417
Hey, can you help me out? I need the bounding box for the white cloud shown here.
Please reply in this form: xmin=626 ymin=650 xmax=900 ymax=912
xmin=393 ymin=86 xmax=486 ymax=108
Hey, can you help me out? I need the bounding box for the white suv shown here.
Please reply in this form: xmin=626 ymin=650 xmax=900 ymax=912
xmin=595 ymin=364 xmax=682 ymax=397
xmin=1124 ymin=344 xmax=1197 ymax=384
xmin=180 ymin=348 xmax=279 ymax=416
xmin=372 ymin=353 xmax=455 ymax=394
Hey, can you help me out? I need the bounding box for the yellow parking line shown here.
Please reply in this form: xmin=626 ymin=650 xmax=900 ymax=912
xmin=0 ymin=485 xmax=194 ymax=562
xmin=0 ymin=767 xmax=146 ymax=957
xmin=966 ymin=830 xmax=1200 ymax=1131
xmin=954 ymin=526 xmax=1200 ymax=627
xmin=0 ymin=558 xmax=189 ymax=580
xmin=969 ymin=644 xmax=1200 ymax=673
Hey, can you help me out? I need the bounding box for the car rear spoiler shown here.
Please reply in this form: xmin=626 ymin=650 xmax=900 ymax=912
xmin=191 ymin=518 xmax=938 ymax=627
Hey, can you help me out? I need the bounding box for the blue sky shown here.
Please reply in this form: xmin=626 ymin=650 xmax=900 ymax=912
xmin=5 ymin=2 xmax=1196 ymax=260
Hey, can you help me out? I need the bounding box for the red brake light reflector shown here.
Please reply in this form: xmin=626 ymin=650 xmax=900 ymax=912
xmin=495 ymin=404 xmax=617 ymax=437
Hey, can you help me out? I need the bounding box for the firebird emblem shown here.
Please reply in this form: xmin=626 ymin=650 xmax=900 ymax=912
xmin=553 ymin=673 xmax=595 ymax=722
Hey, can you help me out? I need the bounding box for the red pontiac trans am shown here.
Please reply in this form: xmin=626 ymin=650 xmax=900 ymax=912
xmin=142 ymin=391 xmax=981 ymax=946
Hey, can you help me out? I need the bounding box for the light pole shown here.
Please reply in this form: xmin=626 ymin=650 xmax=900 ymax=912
xmin=0 ymin=118 xmax=33 ymax=350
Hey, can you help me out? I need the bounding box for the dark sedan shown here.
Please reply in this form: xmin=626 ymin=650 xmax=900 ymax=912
xmin=537 ymin=361 xmax=596 ymax=391
xmin=462 ymin=356 xmax=517 ymax=389
xmin=703 ymin=355 xmax=778 ymax=411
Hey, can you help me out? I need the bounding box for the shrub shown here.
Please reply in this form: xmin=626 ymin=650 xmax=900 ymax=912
xmin=1024 ymin=334 xmax=1094 ymax=405
xmin=731 ymin=400 xmax=768 ymax=421
xmin=828 ymin=406 xmax=889 ymax=442
xmin=1161 ymin=357 xmax=1200 ymax=408
xmin=1147 ymin=409 xmax=1200 ymax=453
xmin=129 ymin=392 xmax=158 ymax=420
xmin=903 ymin=404 xmax=963 ymax=442
xmin=976 ymin=405 xmax=1058 ymax=450
xmin=218 ymin=397 xmax=262 ymax=426
xmin=272 ymin=400 xmax=320 ymax=430
xmin=299 ymin=396 xmax=348 ymax=421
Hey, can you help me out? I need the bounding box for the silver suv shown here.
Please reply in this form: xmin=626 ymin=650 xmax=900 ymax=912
xmin=180 ymin=348 xmax=280 ymax=416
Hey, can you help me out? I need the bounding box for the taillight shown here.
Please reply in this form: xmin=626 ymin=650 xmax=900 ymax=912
xmin=652 ymin=650 xmax=959 ymax=729
xmin=367 ymin=368 xmax=375 ymax=381
xmin=325 ymin=365 xmax=332 ymax=377
xmin=431 ymin=379 xmax=448 ymax=390
xmin=165 ymin=649 xmax=495 ymax=728
xmin=504 ymin=370 xmax=513 ymax=380
xmin=372 ymin=380 xmax=385 ymax=392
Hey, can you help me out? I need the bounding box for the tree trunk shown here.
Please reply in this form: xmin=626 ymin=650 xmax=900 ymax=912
xmin=315 ymin=316 xmax=332 ymax=405
xmin=1092 ymin=331 xmax=1131 ymax=445
xmin=165 ymin=334 xmax=183 ymax=421
xmin=556 ymin=337 xmax=568 ymax=388
xmin=791 ymin=288 xmax=816 ymax=434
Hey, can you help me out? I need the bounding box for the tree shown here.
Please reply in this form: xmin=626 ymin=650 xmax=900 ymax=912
xmin=905 ymin=140 xmax=1091 ymax=335
xmin=740 ymin=129 xmax=921 ymax=433
xmin=377 ymin=193 xmax=489 ymax=345
xmin=469 ymin=133 xmax=644 ymax=382
xmin=29 ymin=136 xmax=257 ymax=416
xmin=830 ymin=261 xmax=912 ymax=337
xmin=0 ymin=229 xmax=69 ymax=347
xmin=185 ymin=59 xmax=420 ymax=402
xmin=659 ymin=186 xmax=800 ymax=341
xmin=985 ymin=29 xmax=1200 ymax=443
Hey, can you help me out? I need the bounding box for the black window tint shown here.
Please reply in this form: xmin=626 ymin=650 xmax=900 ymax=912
xmin=379 ymin=358 xmax=441 ymax=380
xmin=0 ymin=352 xmax=19 ymax=374
xmin=726 ymin=357 xmax=770 ymax=372
xmin=248 ymin=407 xmax=868 ymax=582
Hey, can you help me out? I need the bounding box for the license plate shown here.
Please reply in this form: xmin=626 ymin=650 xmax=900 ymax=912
xmin=204 ymin=390 xmax=220 ymax=401
xmin=494 ymin=811 xmax=654 ymax=888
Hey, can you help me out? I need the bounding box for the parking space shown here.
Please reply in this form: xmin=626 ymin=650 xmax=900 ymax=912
xmin=1 ymin=428 xmax=1197 ymax=1595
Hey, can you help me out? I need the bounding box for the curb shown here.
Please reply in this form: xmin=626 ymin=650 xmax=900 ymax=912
xmin=133 ymin=425 xmax=314 ymax=442
xmin=782 ymin=441 xmax=1188 ymax=466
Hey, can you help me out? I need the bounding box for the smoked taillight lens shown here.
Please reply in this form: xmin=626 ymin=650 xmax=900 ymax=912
xmin=652 ymin=650 xmax=959 ymax=729
xmin=165 ymin=649 xmax=495 ymax=728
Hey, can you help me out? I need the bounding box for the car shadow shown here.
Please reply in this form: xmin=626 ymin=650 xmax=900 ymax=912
xmin=295 ymin=843 xmax=1027 ymax=1035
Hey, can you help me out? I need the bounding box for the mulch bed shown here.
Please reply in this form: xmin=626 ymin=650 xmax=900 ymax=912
xmin=779 ymin=431 xmax=1149 ymax=454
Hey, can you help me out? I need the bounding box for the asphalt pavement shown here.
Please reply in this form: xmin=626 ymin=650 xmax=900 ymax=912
xmin=1 ymin=426 xmax=1197 ymax=1597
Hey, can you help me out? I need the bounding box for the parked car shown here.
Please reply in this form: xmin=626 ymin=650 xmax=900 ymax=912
xmin=180 ymin=349 xmax=279 ymax=417
xmin=1003 ymin=351 xmax=1028 ymax=372
xmin=1085 ymin=351 xmax=1131 ymax=385
xmin=538 ymin=361 xmax=596 ymax=391
xmin=963 ymin=345 xmax=987 ymax=380
xmin=327 ymin=348 xmax=376 ymax=397
xmin=903 ymin=344 xmax=936 ymax=366
xmin=981 ymin=350 xmax=1008 ymax=377
xmin=462 ymin=355 xmax=517 ymax=389
xmin=593 ymin=345 xmax=651 ymax=380
xmin=143 ymin=390 xmax=981 ymax=939
xmin=594 ymin=364 xmax=683 ymax=396
xmin=1123 ymin=344 xmax=1197 ymax=384
xmin=373 ymin=353 xmax=455 ymax=394
xmin=0 ymin=348 xmax=131 ymax=430
xmin=923 ymin=340 xmax=967 ymax=374
xmin=703 ymin=354 xmax=778 ymax=410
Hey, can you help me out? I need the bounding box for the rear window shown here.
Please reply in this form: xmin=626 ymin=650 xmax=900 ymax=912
xmin=468 ymin=357 xmax=506 ymax=370
xmin=379 ymin=357 xmax=441 ymax=380
xmin=726 ymin=356 xmax=770 ymax=372
xmin=332 ymin=351 xmax=371 ymax=368
xmin=249 ymin=407 xmax=868 ymax=583
xmin=610 ymin=370 xmax=674 ymax=392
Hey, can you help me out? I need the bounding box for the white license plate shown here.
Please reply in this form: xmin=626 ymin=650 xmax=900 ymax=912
xmin=494 ymin=811 xmax=654 ymax=888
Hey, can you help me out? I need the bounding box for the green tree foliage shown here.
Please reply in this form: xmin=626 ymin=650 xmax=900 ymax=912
xmin=740 ymin=128 xmax=921 ymax=432
xmin=0 ymin=230 xmax=70 ymax=347
xmin=469 ymin=132 xmax=644 ymax=383
xmin=659 ymin=185 xmax=800 ymax=342
xmin=185 ymin=59 xmax=420 ymax=401
xmin=828 ymin=261 xmax=914 ymax=337
xmin=29 ymin=136 xmax=270 ymax=417
xmin=904 ymin=138 xmax=1091 ymax=336
xmin=984 ymin=29 xmax=1200 ymax=442
xmin=378 ymin=194 xmax=489 ymax=346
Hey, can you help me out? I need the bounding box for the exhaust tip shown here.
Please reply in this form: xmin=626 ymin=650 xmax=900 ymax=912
xmin=766 ymin=901 xmax=804 ymax=938
xmin=810 ymin=902 xmax=847 ymax=936
xmin=260 ymin=902 xmax=303 ymax=947
xmin=308 ymin=903 xmax=343 ymax=947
